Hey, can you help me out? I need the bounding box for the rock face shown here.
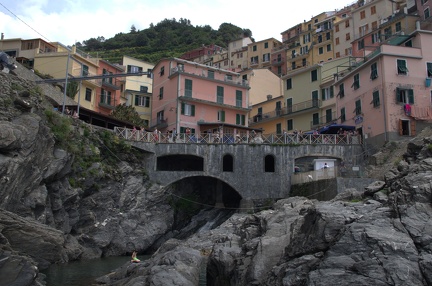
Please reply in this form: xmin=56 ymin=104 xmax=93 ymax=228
xmin=97 ymin=131 xmax=432 ymax=286
xmin=0 ymin=66 xmax=176 ymax=285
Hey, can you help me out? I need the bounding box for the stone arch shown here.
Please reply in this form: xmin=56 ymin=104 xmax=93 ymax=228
xmin=264 ymin=154 xmax=275 ymax=172
xmin=222 ymin=153 xmax=234 ymax=172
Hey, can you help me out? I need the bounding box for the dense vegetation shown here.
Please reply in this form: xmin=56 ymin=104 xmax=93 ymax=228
xmin=78 ymin=18 xmax=253 ymax=64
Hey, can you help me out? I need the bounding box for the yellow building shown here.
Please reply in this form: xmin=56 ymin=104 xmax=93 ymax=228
xmin=120 ymin=55 xmax=154 ymax=127
xmin=34 ymin=44 xmax=100 ymax=112
xmin=247 ymin=38 xmax=281 ymax=70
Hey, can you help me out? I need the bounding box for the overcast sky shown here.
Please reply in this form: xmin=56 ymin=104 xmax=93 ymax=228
xmin=0 ymin=0 xmax=354 ymax=46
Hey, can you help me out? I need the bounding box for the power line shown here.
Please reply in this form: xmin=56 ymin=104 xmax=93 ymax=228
xmin=0 ymin=2 xmax=51 ymax=42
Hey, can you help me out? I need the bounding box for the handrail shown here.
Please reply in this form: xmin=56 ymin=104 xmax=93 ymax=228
xmin=114 ymin=127 xmax=361 ymax=145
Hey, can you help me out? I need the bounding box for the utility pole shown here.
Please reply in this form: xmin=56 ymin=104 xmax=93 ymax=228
xmin=61 ymin=52 xmax=71 ymax=115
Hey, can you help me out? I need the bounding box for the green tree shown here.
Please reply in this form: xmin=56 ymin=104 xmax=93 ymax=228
xmin=66 ymin=81 xmax=79 ymax=99
xmin=111 ymin=103 xmax=145 ymax=127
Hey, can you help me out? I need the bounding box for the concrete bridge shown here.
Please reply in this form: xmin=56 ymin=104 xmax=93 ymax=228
xmin=128 ymin=139 xmax=364 ymax=206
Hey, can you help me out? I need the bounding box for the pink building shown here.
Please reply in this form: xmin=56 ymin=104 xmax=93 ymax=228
xmin=96 ymin=60 xmax=124 ymax=116
xmin=336 ymin=29 xmax=432 ymax=150
xmin=151 ymin=58 xmax=251 ymax=136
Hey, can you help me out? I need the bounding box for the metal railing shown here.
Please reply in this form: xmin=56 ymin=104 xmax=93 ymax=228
xmin=114 ymin=127 xmax=361 ymax=145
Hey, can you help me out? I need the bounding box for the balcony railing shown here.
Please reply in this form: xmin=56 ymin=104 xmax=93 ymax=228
xmin=114 ymin=127 xmax=361 ymax=145
xmin=249 ymin=99 xmax=321 ymax=125
xmin=169 ymin=66 xmax=249 ymax=87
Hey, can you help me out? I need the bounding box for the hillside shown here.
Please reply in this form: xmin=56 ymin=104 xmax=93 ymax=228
xmin=80 ymin=18 xmax=253 ymax=63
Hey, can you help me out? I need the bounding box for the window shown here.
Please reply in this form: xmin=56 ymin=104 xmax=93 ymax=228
xmin=85 ymin=88 xmax=92 ymax=101
xmin=370 ymin=62 xmax=378 ymax=80
xmin=158 ymin=87 xmax=164 ymax=100
xmin=236 ymin=90 xmax=242 ymax=107
xmin=311 ymin=69 xmax=318 ymax=82
xmin=286 ymin=98 xmax=293 ymax=112
xmin=336 ymin=37 xmax=340 ymax=45
xmin=425 ymin=7 xmax=430 ymax=19
xmin=384 ymin=27 xmax=392 ymax=39
xmin=252 ymin=45 xmax=257 ymax=51
xmin=372 ymin=90 xmax=380 ymax=107
xmin=82 ymin=65 xmax=89 ymax=76
xmin=336 ymin=52 xmax=341 ymax=58
xmin=346 ymin=33 xmax=351 ymax=41
xmin=217 ymin=86 xmax=224 ymax=103
xmin=263 ymin=53 xmax=270 ymax=62
xmin=371 ymin=6 xmax=376 ymax=14
xmin=358 ymin=39 xmax=365 ymax=50
xmin=372 ymin=32 xmax=380 ymax=44
xmin=156 ymin=110 xmax=164 ymax=123
xmin=286 ymin=78 xmax=292 ymax=89
xmin=319 ymin=47 xmax=323 ymax=54
xmin=327 ymin=44 xmax=332 ymax=52
xmin=250 ymin=56 xmax=258 ymax=65
xmin=397 ymin=59 xmax=408 ymax=75
xmin=160 ymin=66 xmax=165 ymax=76
xmin=218 ymin=110 xmax=225 ymax=122
xmin=335 ymin=24 xmax=340 ymax=32
xmin=185 ymin=79 xmax=193 ymax=97
xmin=340 ymin=107 xmax=346 ymax=122
xmin=427 ymin=62 xmax=432 ymax=77
xmin=326 ymin=32 xmax=331 ymax=40
xmin=326 ymin=109 xmax=333 ymax=123
xmin=127 ymin=65 xmax=143 ymax=73
xmin=354 ymin=100 xmax=362 ymax=115
xmin=287 ymin=119 xmax=293 ymax=131
xmin=360 ymin=10 xmax=366 ymax=19
xmin=396 ymin=88 xmax=414 ymax=104
xmin=395 ymin=22 xmax=402 ymax=32
xmin=321 ymin=86 xmax=334 ymax=100
xmin=236 ymin=114 xmax=246 ymax=125
xmin=102 ymin=69 xmax=113 ymax=85
xmin=100 ymin=89 xmax=111 ymax=105
xmin=140 ymin=86 xmax=148 ymax=93
xmin=352 ymin=74 xmax=360 ymax=90
xmin=208 ymin=70 xmax=214 ymax=79
xmin=181 ymin=103 xmax=195 ymax=116
xmin=135 ymin=95 xmax=150 ymax=107
xmin=312 ymin=113 xmax=319 ymax=125
xmin=338 ymin=83 xmax=345 ymax=98
xmin=147 ymin=68 xmax=153 ymax=78
xmin=276 ymin=123 xmax=282 ymax=135
xmin=345 ymin=20 xmax=350 ymax=28
xmin=372 ymin=21 xmax=378 ymax=30
xmin=264 ymin=42 xmax=269 ymax=49
xmin=312 ymin=90 xmax=319 ymax=106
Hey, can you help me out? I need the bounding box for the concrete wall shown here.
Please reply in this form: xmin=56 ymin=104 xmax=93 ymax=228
xmin=132 ymin=142 xmax=365 ymax=201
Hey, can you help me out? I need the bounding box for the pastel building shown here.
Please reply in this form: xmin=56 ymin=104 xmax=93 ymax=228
xmin=151 ymin=58 xmax=250 ymax=136
xmin=35 ymin=44 xmax=100 ymax=113
xmin=119 ymin=55 xmax=154 ymax=126
xmin=95 ymin=59 xmax=124 ymax=116
xmin=335 ymin=29 xmax=432 ymax=150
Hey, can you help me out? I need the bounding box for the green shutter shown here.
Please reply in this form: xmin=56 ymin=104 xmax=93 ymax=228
xmin=396 ymin=88 xmax=401 ymax=102
xmin=221 ymin=111 xmax=225 ymax=122
xmin=330 ymin=86 xmax=334 ymax=98
xmin=236 ymin=114 xmax=240 ymax=124
xmin=242 ymin=115 xmax=245 ymax=125
xmin=191 ymin=105 xmax=195 ymax=116
xmin=181 ymin=102 xmax=185 ymax=115
xmin=408 ymin=89 xmax=414 ymax=104
xmin=135 ymin=95 xmax=139 ymax=106
xmin=321 ymin=89 xmax=325 ymax=100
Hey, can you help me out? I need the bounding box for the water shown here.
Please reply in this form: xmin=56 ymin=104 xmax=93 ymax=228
xmin=41 ymin=256 xmax=131 ymax=286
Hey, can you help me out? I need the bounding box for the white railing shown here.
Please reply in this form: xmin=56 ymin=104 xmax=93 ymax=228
xmin=114 ymin=127 xmax=361 ymax=145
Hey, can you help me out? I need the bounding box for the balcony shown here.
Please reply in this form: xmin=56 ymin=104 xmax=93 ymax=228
xmin=150 ymin=118 xmax=168 ymax=130
xmin=271 ymin=58 xmax=285 ymax=66
xmin=249 ymin=99 xmax=321 ymax=125
xmin=102 ymin=78 xmax=121 ymax=90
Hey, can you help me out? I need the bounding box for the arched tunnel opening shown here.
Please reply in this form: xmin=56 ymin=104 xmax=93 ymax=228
xmin=146 ymin=176 xmax=242 ymax=254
